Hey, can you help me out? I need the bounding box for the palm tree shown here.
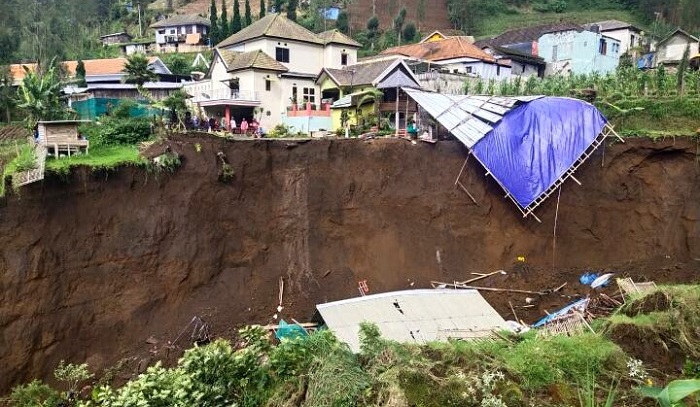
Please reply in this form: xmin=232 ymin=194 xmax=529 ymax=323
xmin=123 ymin=53 xmax=157 ymax=87
xmin=16 ymin=60 xmax=65 ymax=129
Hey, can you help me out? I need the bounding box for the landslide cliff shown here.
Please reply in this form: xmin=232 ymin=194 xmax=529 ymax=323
xmin=1 ymin=136 xmax=699 ymax=392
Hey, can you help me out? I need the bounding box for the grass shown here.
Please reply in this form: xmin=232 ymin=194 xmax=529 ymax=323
xmin=44 ymin=144 xmax=147 ymax=175
xmin=477 ymin=9 xmax=644 ymax=38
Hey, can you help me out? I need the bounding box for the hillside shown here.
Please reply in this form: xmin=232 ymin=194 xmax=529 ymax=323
xmin=150 ymin=0 xmax=263 ymax=16
xmin=345 ymin=0 xmax=452 ymax=33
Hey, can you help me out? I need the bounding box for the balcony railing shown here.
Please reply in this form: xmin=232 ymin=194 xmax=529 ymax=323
xmin=189 ymin=86 xmax=260 ymax=103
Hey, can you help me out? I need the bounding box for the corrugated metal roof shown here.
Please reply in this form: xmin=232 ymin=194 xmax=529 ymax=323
xmin=316 ymin=289 xmax=507 ymax=352
xmin=404 ymin=88 xmax=542 ymax=148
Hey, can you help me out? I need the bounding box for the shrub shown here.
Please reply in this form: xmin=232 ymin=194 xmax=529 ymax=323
xmin=80 ymin=117 xmax=152 ymax=146
xmin=9 ymin=380 xmax=61 ymax=407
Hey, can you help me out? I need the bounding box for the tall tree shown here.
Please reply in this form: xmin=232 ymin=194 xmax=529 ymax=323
xmin=0 ymin=66 xmax=15 ymax=123
xmin=274 ymin=0 xmax=284 ymax=13
xmin=259 ymin=0 xmax=266 ymax=17
xmin=245 ymin=0 xmax=252 ymax=26
xmin=232 ymin=0 xmax=242 ymax=33
xmin=287 ymin=0 xmax=298 ymax=21
xmin=75 ymin=59 xmax=87 ymax=87
xmin=210 ymin=0 xmax=220 ymax=44
xmin=394 ymin=7 xmax=407 ymax=45
xmin=220 ymin=0 xmax=230 ymax=39
xmin=123 ymin=53 xmax=157 ymax=87
xmin=336 ymin=10 xmax=349 ymax=34
xmin=677 ymin=44 xmax=690 ymax=95
xmin=367 ymin=16 xmax=380 ymax=49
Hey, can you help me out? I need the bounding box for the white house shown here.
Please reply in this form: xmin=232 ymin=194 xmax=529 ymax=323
xmin=186 ymin=13 xmax=360 ymax=131
xmin=584 ymin=20 xmax=645 ymax=56
xmin=655 ymin=28 xmax=700 ymax=67
xmin=150 ymin=14 xmax=210 ymax=53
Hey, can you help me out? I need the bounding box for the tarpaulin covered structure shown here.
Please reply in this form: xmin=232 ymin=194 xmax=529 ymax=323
xmin=404 ymin=88 xmax=621 ymax=220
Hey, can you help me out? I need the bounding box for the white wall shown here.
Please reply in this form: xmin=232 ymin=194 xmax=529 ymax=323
xmin=262 ymin=39 xmax=323 ymax=74
xmin=658 ymin=35 xmax=700 ymax=63
xmin=602 ymin=28 xmax=641 ymax=55
xmin=155 ymin=24 xmax=208 ymax=45
xmin=323 ymin=44 xmax=358 ymax=69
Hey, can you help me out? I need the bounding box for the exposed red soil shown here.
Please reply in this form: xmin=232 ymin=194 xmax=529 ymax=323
xmin=346 ymin=0 xmax=452 ymax=33
xmin=1 ymin=136 xmax=700 ymax=392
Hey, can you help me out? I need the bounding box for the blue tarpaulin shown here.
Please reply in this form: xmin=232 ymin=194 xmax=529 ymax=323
xmin=471 ymin=97 xmax=607 ymax=208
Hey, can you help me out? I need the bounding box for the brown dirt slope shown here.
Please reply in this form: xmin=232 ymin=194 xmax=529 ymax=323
xmin=347 ymin=0 xmax=452 ymax=33
xmin=1 ymin=136 xmax=700 ymax=392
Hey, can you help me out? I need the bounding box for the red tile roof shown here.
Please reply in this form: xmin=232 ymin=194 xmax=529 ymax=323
xmin=9 ymin=57 xmax=161 ymax=83
xmin=381 ymin=37 xmax=495 ymax=62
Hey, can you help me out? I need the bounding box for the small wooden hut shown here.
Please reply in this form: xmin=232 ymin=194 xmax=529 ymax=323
xmin=37 ymin=120 xmax=90 ymax=157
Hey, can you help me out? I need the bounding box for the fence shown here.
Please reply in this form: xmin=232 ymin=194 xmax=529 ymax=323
xmin=72 ymin=98 xmax=159 ymax=120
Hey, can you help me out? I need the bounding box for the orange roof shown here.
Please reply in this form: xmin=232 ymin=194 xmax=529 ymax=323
xmin=9 ymin=57 xmax=161 ymax=82
xmin=381 ymin=37 xmax=495 ymax=63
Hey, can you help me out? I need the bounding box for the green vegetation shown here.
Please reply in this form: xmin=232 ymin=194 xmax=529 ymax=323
xmin=11 ymin=285 xmax=700 ymax=407
xmin=44 ymin=145 xmax=146 ymax=175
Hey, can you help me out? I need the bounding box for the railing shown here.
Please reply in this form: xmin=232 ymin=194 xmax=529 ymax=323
xmin=13 ymin=144 xmax=47 ymax=188
xmin=189 ymin=86 xmax=260 ymax=103
xmin=378 ymin=101 xmax=417 ymax=112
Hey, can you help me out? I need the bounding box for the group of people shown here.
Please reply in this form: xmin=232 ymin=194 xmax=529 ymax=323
xmin=184 ymin=112 xmax=264 ymax=137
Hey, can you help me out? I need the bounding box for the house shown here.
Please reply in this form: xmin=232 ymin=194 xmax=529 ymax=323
xmin=37 ymin=120 xmax=90 ymax=157
xmin=583 ymin=20 xmax=646 ymax=56
xmin=420 ymin=29 xmax=472 ymax=44
xmin=10 ymin=57 xmax=187 ymax=119
xmin=150 ymin=14 xmax=211 ymax=53
xmin=316 ymin=57 xmax=421 ymax=131
xmin=538 ymin=29 xmax=622 ymax=75
xmin=480 ymin=44 xmax=546 ymax=78
xmin=654 ymin=28 xmax=700 ymax=67
xmin=186 ymin=13 xmax=361 ymax=132
xmin=474 ymin=23 xmax=583 ymax=56
xmin=121 ymin=40 xmax=156 ymax=55
xmin=99 ymin=32 xmax=133 ymax=46
xmin=380 ymin=36 xmax=511 ymax=80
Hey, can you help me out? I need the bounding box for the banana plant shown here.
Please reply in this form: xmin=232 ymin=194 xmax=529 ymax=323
xmin=639 ymin=379 xmax=700 ymax=407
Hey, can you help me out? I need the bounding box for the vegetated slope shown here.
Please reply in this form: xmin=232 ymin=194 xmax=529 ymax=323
xmin=150 ymin=0 xmax=262 ymax=16
xmin=2 ymin=136 xmax=700 ymax=393
xmin=346 ymin=0 xmax=451 ymax=33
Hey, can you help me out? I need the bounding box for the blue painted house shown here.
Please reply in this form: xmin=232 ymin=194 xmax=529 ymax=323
xmin=538 ymin=29 xmax=621 ymax=75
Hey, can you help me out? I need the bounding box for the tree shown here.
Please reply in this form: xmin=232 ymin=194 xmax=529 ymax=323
xmin=232 ymin=0 xmax=242 ymax=33
xmin=287 ymin=0 xmax=298 ymax=21
xmin=75 ymin=59 xmax=87 ymax=87
xmin=163 ymin=54 xmax=191 ymax=75
xmin=210 ymin=0 xmax=220 ymax=44
xmin=123 ymin=53 xmax=157 ymax=87
xmin=17 ymin=60 xmax=65 ymax=129
xmin=259 ymin=0 xmax=266 ymax=17
xmin=0 ymin=65 xmax=15 ymax=123
xmin=367 ymin=16 xmax=380 ymax=49
xmin=677 ymin=44 xmax=690 ymax=95
xmin=402 ymin=22 xmax=417 ymax=43
xmin=393 ymin=7 xmax=407 ymax=45
xmin=274 ymin=0 xmax=284 ymax=12
xmin=355 ymin=87 xmax=383 ymax=126
xmin=336 ymin=10 xmax=349 ymax=34
xmin=220 ymin=0 xmax=230 ymax=39
xmin=417 ymin=0 xmax=426 ymax=30
xmin=245 ymin=0 xmax=252 ymax=26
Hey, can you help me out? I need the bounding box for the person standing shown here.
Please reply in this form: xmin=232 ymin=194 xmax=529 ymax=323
xmin=230 ymin=117 xmax=237 ymax=133
xmin=240 ymin=118 xmax=249 ymax=135
xmin=221 ymin=115 xmax=228 ymax=131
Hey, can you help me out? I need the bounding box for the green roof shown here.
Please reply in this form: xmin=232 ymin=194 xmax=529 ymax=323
xmin=217 ymin=13 xmax=323 ymax=47
xmin=218 ymin=48 xmax=289 ymax=72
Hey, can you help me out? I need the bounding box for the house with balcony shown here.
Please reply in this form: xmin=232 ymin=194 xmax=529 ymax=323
xmin=316 ymin=56 xmax=421 ymax=131
xmin=186 ymin=13 xmax=360 ymax=132
xmin=150 ymin=14 xmax=210 ymax=53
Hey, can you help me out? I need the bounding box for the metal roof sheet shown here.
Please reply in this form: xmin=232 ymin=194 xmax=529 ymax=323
xmin=404 ymin=88 xmax=543 ymax=148
xmin=316 ymin=289 xmax=507 ymax=352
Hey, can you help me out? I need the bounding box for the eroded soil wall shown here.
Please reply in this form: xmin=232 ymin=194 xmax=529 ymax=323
xmin=1 ymin=136 xmax=700 ymax=391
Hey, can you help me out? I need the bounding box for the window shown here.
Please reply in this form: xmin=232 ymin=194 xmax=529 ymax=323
xmin=265 ymin=79 xmax=271 ymax=91
xmin=552 ymin=45 xmax=559 ymax=61
xmin=598 ymin=39 xmax=607 ymax=55
xmin=170 ymin=29 xmax=176 ymax=34
xmin=292 ymin=86 xmax=298 ymax=103
xmin=496 ymin=65 xmax=501 ymax=76
xmin=275 ymin=47 xmax=290 ymax=63
xmin=186 ymin=25 xmax=193 ymax=34
xmin=465 ymin=66 xmax=473 ymax=74
xmin=158 ymin=30 xmax=165 ymax=35
xmin=341 ymin=53 xmax=348 ymax=66
xmin=630 ymin=34 xmax=636 ymax=48
xmin=302 ymin=87 xmax=316 ymax=104
xmin=453 ymin=69 xmax=459 ymax=74
xmin=612 ymin=43 xmax=620 ymax=54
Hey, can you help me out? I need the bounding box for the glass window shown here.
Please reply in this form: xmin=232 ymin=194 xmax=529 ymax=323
xmin=275 ymin=47 xmax=290 ymax=63
xmin=341 ymin=53 xmax=348 ymax=65
xmin=302 ymin=87 xmax=316 ymax=104
xmin=598 ymin=39 xmax=607 ymax=55
xmin=265 ymin=80 xmax=271 ymax=91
